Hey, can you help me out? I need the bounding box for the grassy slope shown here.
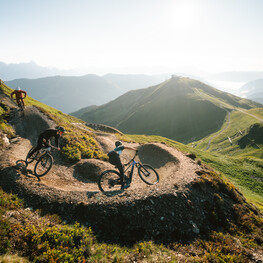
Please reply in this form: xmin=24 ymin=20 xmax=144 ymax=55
xmin=75 ymin=77 xmax=261 ymax=144
xmin=1 ymin=188 xmax=262 ymax=263
xmin=178 ymin=83 xmax=263 ymax=209
xmin=187 ymin=105 xmax=263 ymax=210
xmin=1 ymin=84 xmax=263 ymax=262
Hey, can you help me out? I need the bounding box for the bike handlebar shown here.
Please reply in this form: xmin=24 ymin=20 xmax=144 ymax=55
xmin=42 ymin=144 xmax=59 ymax=150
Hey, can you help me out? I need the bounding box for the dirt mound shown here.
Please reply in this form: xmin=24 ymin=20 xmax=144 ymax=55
xmin=138 ymin=143 xmax=179 ymax=168
xmin=95 ymin=133 xmax=117 ymax=153
xmin=73 ymin=159 xmax=112 ymax=183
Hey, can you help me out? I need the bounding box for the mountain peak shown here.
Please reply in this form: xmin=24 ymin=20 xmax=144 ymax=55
xmin=73 ymin=77 xmax=261 ymax=143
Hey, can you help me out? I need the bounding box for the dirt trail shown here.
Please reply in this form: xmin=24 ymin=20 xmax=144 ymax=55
xmin=2 ymin=129 xmax=200 ymax=198
xmin=0 ymin=103 xmax=255 ymax=245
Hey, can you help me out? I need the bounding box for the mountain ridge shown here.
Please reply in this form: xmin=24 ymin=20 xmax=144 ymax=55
xmin=73 ymin=76 xmax=262 ymax=143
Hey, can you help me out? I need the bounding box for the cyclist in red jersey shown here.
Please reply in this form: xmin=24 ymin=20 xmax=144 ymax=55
xmin=11 ymin=87 xmax=27 ymax=107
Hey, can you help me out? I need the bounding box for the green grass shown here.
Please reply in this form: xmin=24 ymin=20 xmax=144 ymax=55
xmin=127 ymin=133 xmax=263 ymax=211
xmin=183 ymin=106 xmax=263 ymax=210
xmin=248 ymin=108 xmax=263 ymax=118
xmin=195 ymin=110 xmax=261 ymax=153
xmin=0 ymin=102 xmax=15 ymax=145
xmin=0 ymin=187 xmax=262 ymax=262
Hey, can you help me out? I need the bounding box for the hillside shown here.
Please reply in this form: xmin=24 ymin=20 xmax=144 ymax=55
xmin=1 ymin=83 xmax=263 ymax=261
xmin=73 ymin=76 xmax=262 ymax=143
xmin=237 ymin=79 xmax=263 ymax=104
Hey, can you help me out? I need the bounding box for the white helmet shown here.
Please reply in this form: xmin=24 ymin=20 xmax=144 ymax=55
xmin=16 ymin=86 xmax=21 ymax=90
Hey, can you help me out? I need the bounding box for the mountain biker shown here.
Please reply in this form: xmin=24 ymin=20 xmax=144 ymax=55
xmin=11 ymin=87 xmax=27 ymax=107
xmin=26 ymin=126 xmax=66 ymax=160
xmin=108 ymin=141 xmax=137 ymax=189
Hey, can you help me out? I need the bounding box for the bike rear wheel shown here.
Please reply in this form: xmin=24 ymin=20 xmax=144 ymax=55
xmin=34 ymin=153 xmax=53 ymax=177
xmin=138 ymin=164 xmax=159 ymax=185
xmin=18 ymin=100 xmax=25 ymax=115
xmin=26 ymin=146 xmax=37 ymax=164
xmin=98 ymin=170 xmax=122 ymax=192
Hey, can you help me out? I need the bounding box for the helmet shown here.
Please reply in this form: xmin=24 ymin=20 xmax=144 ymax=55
xmin=56 ymin=126 xmax=65 ymax=133
xmin=16 ymin=86 xmax=21 ymax=90
xmin=115 ymin=141 xmax=122 ymax=147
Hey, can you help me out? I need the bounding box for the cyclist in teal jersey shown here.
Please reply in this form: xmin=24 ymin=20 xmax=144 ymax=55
xmin=108 ymin=141 xmax=137 ymax=189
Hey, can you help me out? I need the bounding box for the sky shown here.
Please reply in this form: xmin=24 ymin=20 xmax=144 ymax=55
xmin=1 ymin=0 xmax=263 ymax=76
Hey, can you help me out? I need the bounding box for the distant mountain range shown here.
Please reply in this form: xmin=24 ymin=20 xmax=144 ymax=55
xmin=2 ymin=60 xmax=263 ymax=113
xmin=208 ymin=71 xmax=263 ymax=82
xmin=72 ymin=76 xmax=262 ymax=143
xmin=237 ymin=79 xmax=263 ymax=104
xmin=5 ymin=74 xmax=170 ymax=113
xmin=0 ymin=61 xmax=77 ymax=81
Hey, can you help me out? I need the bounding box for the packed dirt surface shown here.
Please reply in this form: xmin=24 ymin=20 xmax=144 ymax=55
xmin=0 ymin=99 xmax=260 ymax=245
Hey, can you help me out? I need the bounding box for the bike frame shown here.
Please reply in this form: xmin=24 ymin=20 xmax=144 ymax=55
xmin=123 ymin=152 xmax=144 ymax=183
xmin=38 ymin=147 xmax=51 ymax=158
xmin=30 ymin=146 xmax=52 ymax=162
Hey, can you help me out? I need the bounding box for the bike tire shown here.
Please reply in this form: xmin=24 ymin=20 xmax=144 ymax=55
xmin=18 ymin=100 xmax=25 ymax=115
xmin=138 ymin=164 xmax=159 ymax=185
xmin=26 ymin=146 xmax=37 ymax=164
xmin=98 ymin=170 xmax=122 ymax=192
xmin=34 ymin=153 xmax=53 ymax=177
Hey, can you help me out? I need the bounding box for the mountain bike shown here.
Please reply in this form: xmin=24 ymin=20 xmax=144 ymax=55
xmin=25 ymin=145 xmax=55 ymax=179
xmin=13 ymin=98 xmax=25 ymax=116
xmin=98 ymin=151 xmax=159 ymax=192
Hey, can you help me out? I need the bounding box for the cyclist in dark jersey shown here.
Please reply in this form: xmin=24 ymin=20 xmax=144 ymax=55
xmin=108 ymin=141 xmax=137 ymax=189
xmin=27 ymin=126 xmax=65 ymax=160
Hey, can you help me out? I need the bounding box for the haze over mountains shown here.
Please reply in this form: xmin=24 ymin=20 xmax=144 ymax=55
xmin=0 ymin=61 xmax=76 ymax=80
xmin=2 ymin=61 xmax=263 ymax=113
xmin=208 ymin=71 xmax=263 ymax=82
xmin=237 ymin=79 xmax=263 ymax=104
xmin=72 ymin=76 xmax=262 ymax=143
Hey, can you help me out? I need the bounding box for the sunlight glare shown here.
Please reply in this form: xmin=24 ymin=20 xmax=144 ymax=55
xmin=169 ymin=1 xmax=197 ymax=30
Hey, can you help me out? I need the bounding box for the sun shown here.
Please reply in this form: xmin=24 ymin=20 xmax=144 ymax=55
xmin=169 ymin=1 xmax=197 ymax=30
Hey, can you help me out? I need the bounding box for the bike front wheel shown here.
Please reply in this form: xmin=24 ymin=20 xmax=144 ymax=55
xmin=26 ymin=146 xmax=37 ymax=164
xmin=98 ymin=170 xmax=122 ymax=192
xmin=138 ymin=164 xmax=159 ymax=185
xmin=34 ymin=153 xmax=53 ymax=177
